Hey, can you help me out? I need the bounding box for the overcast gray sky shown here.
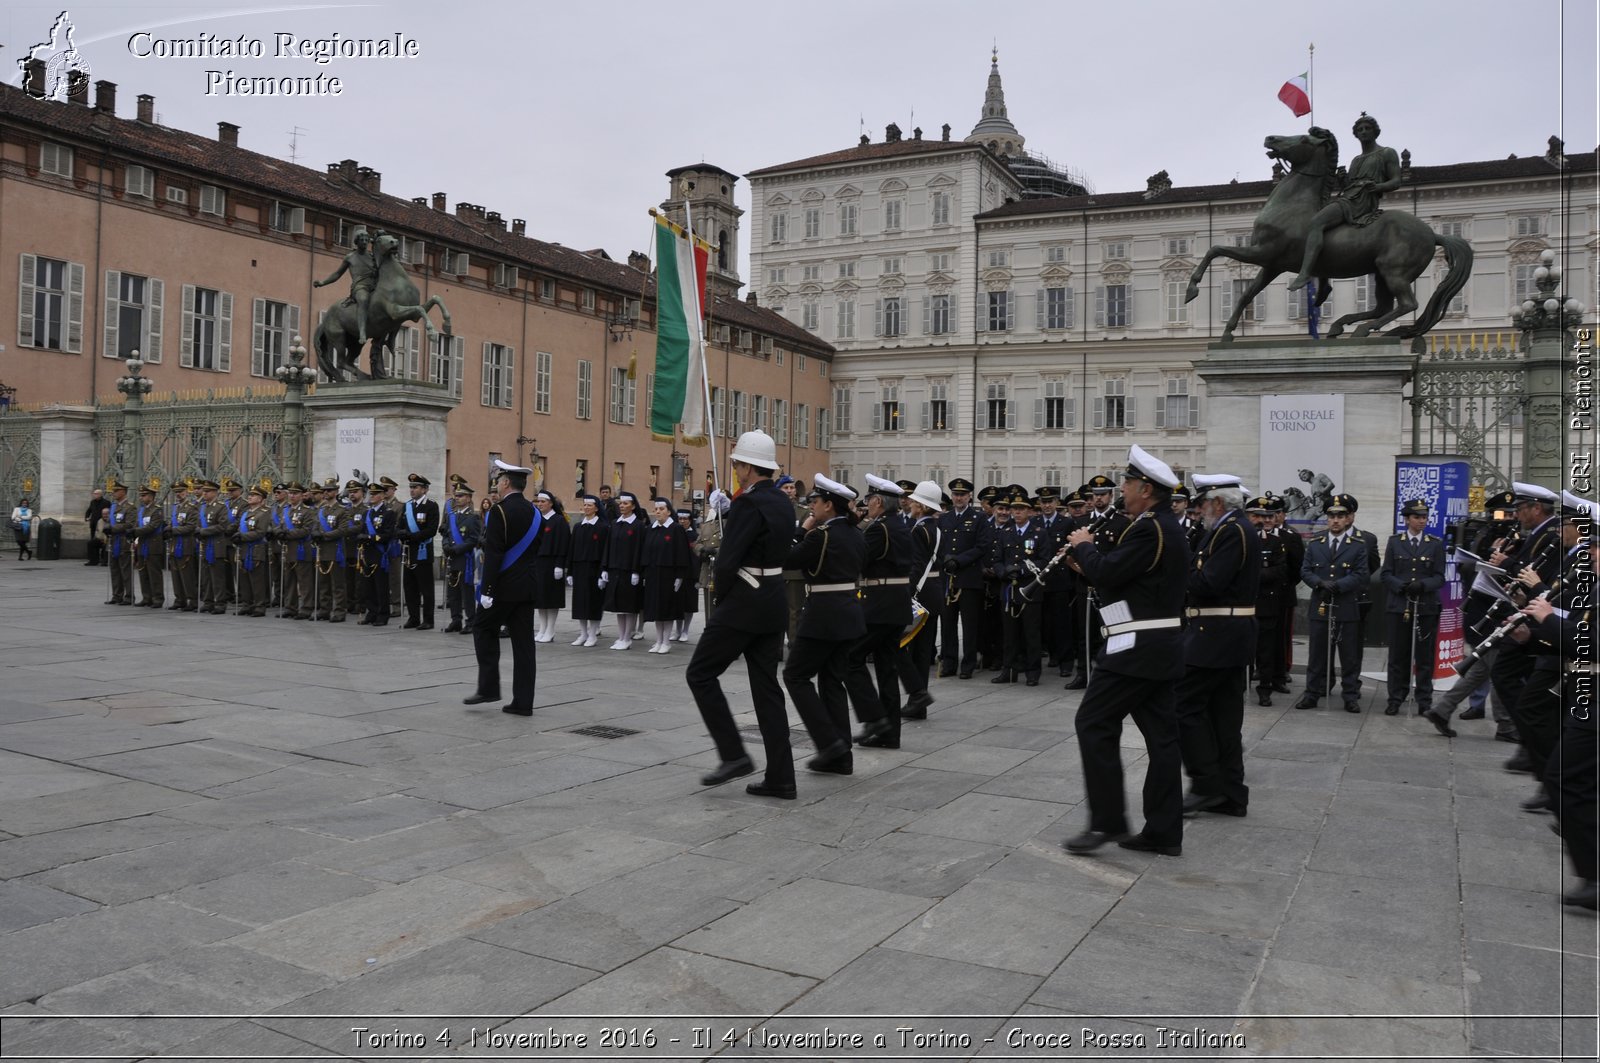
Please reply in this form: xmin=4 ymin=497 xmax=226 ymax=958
xmin=7 ymin=0 xmax=1596 ymax=277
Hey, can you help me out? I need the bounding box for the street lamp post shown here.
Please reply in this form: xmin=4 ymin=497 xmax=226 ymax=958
xmin=115 ymin=352 xmax=154 ymax=481
xmin=274 ymin=336 xmax=317 ymax=483
xmin=1513 ymin=249 xmax=1587 ymax=484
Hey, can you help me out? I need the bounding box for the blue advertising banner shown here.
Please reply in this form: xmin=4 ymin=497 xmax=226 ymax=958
xmin=1392 ymin=457 xmax=1472 ymax=538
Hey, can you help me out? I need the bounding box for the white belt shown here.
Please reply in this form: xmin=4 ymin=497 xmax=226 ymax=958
xmin=1102 ymin=617 xmax=1182 ymax=637
xmin=809 ymin=582 xmax=859 ymax=593
xmin=1186 ymin=606 xmax=1256 ymax=618
xmin=860 ymin=577 xmax=909 ymax=586
xmin=740 ymin=566 xmax=783 ymax=578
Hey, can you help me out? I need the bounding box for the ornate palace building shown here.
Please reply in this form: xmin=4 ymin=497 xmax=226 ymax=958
xmin=747 ymin=54 xmax=1596 ymax=489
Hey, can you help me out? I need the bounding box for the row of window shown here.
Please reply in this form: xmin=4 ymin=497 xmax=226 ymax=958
xmin=767 ymin=253 xmax=957 ymax=287
xmin=833 ymin=376 xmax=1200 ymax=434
xmin=706 ymin=386 xmax=829 ymax=450
xmin=770 ymin=192 xmax=953 ymax=243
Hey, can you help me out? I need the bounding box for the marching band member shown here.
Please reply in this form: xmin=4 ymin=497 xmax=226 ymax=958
xmin=845 ymin=475 xmax=913 ymax=746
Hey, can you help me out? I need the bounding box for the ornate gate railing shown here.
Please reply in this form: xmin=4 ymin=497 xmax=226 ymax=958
xmin=93 ymin=385 xmax=307 ymax=491
xmin=1409 ymin=342 xmax=1525 ymax=494
xmin=0 ymin=412 xmax=42 ymax=509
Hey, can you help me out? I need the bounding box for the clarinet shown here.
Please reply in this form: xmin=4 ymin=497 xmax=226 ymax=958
xmin=1454 ymin=572 xmax=1566 ymax=675
xmin=1468 ymin=536 xmax=1560 ymax=642
xmin=1016 ymin=548 xmax=1072 ymax=603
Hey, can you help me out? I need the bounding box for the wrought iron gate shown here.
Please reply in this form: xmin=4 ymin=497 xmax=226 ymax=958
xmin=93 ymin=385 xmax=304 ymax=490
xmin=1409 ymin=340 xmax=1525 ymax=494
xmin=0 ymin=414 xmax=41 ymax=509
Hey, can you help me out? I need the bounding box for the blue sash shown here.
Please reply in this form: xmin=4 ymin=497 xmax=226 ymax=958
xmin=448 ymin=506 xmax=475 ymax=587
xmin=319 ymin=510 xmax=345 ymax=565
xmin=136 ymin=505 xmax=151 ymax=558
xmin=476 ymin=506 xmax=541 ymax=593
xmin=108 ymin=502 xmax=123 ymax=557
xmin=198 ymin=504 xmax=214 ymax=564
xmin=406 ymin=500 xmax=429 ymax=561
xmin=365 ymin=509 xmax=388 ymax=571
xmin=169 ymin=502 xmax=184 ymax=559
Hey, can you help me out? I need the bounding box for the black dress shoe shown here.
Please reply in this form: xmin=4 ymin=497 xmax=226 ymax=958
xmin=1118 ymin=833 xmax=1182 ymax=856
xmin=807 ymin=742 xmax=854 ymax=774
xmin=1564 ymin=880 xmax=1599 ymax=910
xmin=957 ymin=671 xmax=973 ymax=680
xmin=1344 ymin=701 xmax=1362 ymax=714
xmin=1271 ymin=681 xmax=1293 ymax=694
xmin=853 ymin=720 xmax=892 ymax=743
xmin=1459 ymin=705 xmax=1486 ymax=720
xmin=990 ymin=669 xmax=1014 ymax=684
xmin=746 ymin=779 xmax=797 ymax=799
xmin=1025 ymin=675 xmax=1039 ymax=687
xmin=418 ymin=623 xmax=434 ymax=631
xmin=502 ymin=704 xmax=532 ymax=717
xmin=1505 ymin=749 xmax=1534 ymax=773
xmin=937 ymin=663 xmax=957 ymax=678
xmin=1063 ymin=829 xmax=1129 ymax=853
xmin=1294 ymin=696 xmax=1318 ymax=710
xmin=902 ymin=692 xmax=932 ymax=720
xmin=402 ymin=619 xmax=420 ymax=629
xmin=1182 ymin=793 xmax=1227 ymax=816
xmin=1522 ymin=793 xmax=1553 ymax=813
xmin=1494 ymin=732 xmax=1519 ymax=744
xmin=856 ymin=733 xmax=900 ymax=749
xmin=1063 ymin=672 xmax=1087 ymax=690
xmin=167 ymin=603 xmax=184 ymax=611
xmin=443 ymin=621 xmax=462 ymax=633
xmin=1422 ymin=709 xmax=1457 ymax=738
xmin=701 ymin=757 xmax=755 ymax=786
xmin=1257 ymin=691 xmax=1272 ymax=707
xmin=1384 ymin=702 xmax=1401 ymax=716
xmin=462 ymin=692 xmax=500 ymax=705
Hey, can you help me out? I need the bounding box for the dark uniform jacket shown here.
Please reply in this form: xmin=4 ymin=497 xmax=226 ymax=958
xmin=1349 ymin=526 xmax=1381 ymax=605
xmin=1278 ymin=524 xmax=1306 ymax=613
xmin=1255 ymin=525 xmax=1289 ymax=618
xmin=859 ymin=514 xmax=913 ymax=626
xmin=1068 ymin=505 xmax=1190 ymax=680
xmin=478 ymin=492 xmax=540 ymax=602
xmin=908 ymin=515 xmax=945 ymax=608
xmin=442 ymin=504 xmax=483 ymax=564
xmin=400 ymin=496 xmax=441 ymax=562
xmin=1379 ymin=532 xmax=1447 ymax=616
xmin=787 ymin=515 xmax=867 ymax=642
xmin=1301 ymin=531 xmax=1370 ymax=613
xmin=1184 ymin=509 xmax=1261 ymax=668
xmin=709 ymin=478 xmax=794 ymax=633
xmin=938 ymin=504 xmax=989 ymax=591
xmin=131 ymin=501 xmax=166 ymax=559
xmin=995 ymin=518 xmax=1052 ymax=591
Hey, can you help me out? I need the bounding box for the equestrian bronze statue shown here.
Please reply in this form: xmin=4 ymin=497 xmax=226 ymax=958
xmin=1184 ymin=116 xmax=1472 ymax=345
xmin=314 ymin=230 xmax=452 ymax=381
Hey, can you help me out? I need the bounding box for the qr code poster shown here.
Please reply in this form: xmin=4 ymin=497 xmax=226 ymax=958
xmin=1393 ymin=458 xmax=1471 ymax=537
xmin=1260 ymin=394 xmax=1344 ymax=524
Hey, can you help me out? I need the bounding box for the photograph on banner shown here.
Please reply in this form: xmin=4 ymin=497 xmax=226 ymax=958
xmin=334 ymin=418 xmax=376 ymax=484
xmin=1259 ymin=394 xmax=1344 ymax=527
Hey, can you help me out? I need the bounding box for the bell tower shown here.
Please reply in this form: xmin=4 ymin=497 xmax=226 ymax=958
xmin=662 ymin=164 xmax=743 ymax=300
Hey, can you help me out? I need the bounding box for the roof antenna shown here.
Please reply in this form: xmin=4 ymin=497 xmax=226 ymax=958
xmin=287 ymin=126 xmax=306 ymax=164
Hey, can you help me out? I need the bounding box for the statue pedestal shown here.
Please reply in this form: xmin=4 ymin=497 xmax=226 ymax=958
xmin=305 ymin=380 xmax=457 ymax=489
xmin=1196 ymin=338 xmax=1413 ymax=520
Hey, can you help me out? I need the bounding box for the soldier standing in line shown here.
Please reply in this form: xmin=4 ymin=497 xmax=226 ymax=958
xmin=1379 ymin=499 xmax=1447 ymax=716
xmin=994 ymin=491 xmax=1051 ymax=686
xmin=193 ymin=480 xmax=231 ymax=614
xmin=1061 ymin=446 xmax=1191 ymax=857
xmin=937 ymin=479 xmax=987 ymax=679
xmin=165 ymin=478 xmax=199 ymax=612
xmin=358 ymin=481 xmax=393 ymax=626
xmin=267 ymin=483 xmax=288 ymax=608
xmin=220 ymin=478 xmax=246 ymax=605
xmin=381 ymin=476 xmax=404 ymax=617
xmin=1247 ymin=496 xmax=1290 ymax=706
xmin=443 ymin=482 xmax=482 ymax=634
xmin=1176 ymin=474 xmax=1260 ymax=819
xmin=278 ymin=483 xmax=315 ymax=619
xmin=399 ymin=473 xmax=441 ymax=630
xmin=234 ymin=484 xmax=272 ymax=617
xmin=1274 ymin=499 xmax=1306 ymax=693
xmin=104 ymin=481 xmax=135 ymax=605
xmin=130 ymin=482 xmax=167 ymax=608
xmin=314 ymin=476 xmax=354 ymax=623
xmin=896 ymin=481 xmax=945 ymax=721
xmin=1296 ymin=495 xmax=1371 ymax=713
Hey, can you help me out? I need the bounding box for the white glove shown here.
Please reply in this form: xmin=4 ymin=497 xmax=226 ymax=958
xmin=630 ymin=573 xmax=640 ymax=586
xmin=598 ymin=572 xmax=609 ymax=588
xmin=553 ymin=567 xmax=564 ymax=580
xmin=673 ymin=578 xmax=682 ymax=591
xmin=565 ymin=575 xmax=574 ymax=587
xmin=478 ymin=594 xmax=494 ymax=608
xmin=709 ymin=488 xmax=731 ymax=515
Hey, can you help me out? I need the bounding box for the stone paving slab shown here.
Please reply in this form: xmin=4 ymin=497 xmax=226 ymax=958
xmin=0 ymin=562 xmax=1594 ymax=1061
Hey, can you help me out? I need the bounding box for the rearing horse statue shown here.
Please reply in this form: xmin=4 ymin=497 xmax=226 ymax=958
xmin=315 ymin=232 xmax=452 ymax=381
xmin=1184 ymin=128 xmax=1472 ymax=344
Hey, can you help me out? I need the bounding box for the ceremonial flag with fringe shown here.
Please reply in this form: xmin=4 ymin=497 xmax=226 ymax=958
xmin=649 ymin=215 xmax=711 ymax=444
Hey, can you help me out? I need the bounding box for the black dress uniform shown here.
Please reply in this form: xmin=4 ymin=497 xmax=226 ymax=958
xmin=1510 ymin=537 xmax=1588 ymax=804
xmin=845 ymin=478 xmax=914 ymax=745
xmin=470 ymin=475 xmax=540 ymax=715
xmin=1531 ymin=565 xmax=1598 ymax=909
xmin=1490 ymin=495 xmax=1564 ymax=758
xmin=602 ymin=511 xmax=646 ymax=614
xmin=896 ymin=501 xmax=944 ymax=719
xmin=568 ymin=507 xmax=608 ymax=624
xmin=1278 ymin=513 xmax=1306 ymax=682
xmin=687 ymin=472 xmax=797 ymax=794
xmin=639 ymin=516 xmax=691 ymax=623
xmin=1175 ymin=494 xmax=1260 ymax=816
xmin=357 ymin=490 xmax=393 ymax=625
xmin=442 ymin=495 xmax=482 ymax=633
xmin=937 ymin=480 xmax=987 ymax=677
xmin=532 ymin=497 xmax=571 ymax=612
xmin=400 ymin=475 xmax=441 ymax=629
xmin=1034 ymin=489 xmax=1075 ymax=674
xmin=1378 ymin=504 xmax=1447 ymax=714
xmin=1297 ymin=496 xmax=1371 ymax=710
xmin=783 ymin=493 xmax=867 ymax=775
xmin=1249 ymin=499 xmax=1290 ymax=704
xmin=1063 ymin=450 xmax=1191 ymax=855
xmin=994 ymin=501 xmax=1051 ymax=684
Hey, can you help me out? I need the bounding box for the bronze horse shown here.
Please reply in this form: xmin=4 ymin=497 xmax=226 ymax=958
xmin=1184 ymin=128 xmax=1472 ymax=344
xmin=315 ymin=233 xmax=452 ymax=381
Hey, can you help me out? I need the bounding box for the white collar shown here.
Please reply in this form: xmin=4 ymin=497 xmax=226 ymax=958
xmin=581 ymin=516 xmax=599 ymax=525
xmin=617 ymin=513 xmax=636 ymax=524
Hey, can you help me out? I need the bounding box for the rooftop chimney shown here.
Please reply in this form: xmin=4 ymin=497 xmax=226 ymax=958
xmin=339 ymin=158 xmax=358 ymax=182
xmin=94 ymin=80 xmax=116 ymax=114
xmin=1547 ymin=135 xmax=1565 ymax=162
xmin=455 ymin=201 xmax=476 ymax=221
xmin=356 ymin=166 xmax=380 ymax=193
xmin=511 ymin=218 xmax=526 ymax=237
xmin=941 ymin=123 xmax=951 ymax=142
xmin=913 ymin=126 xmax=922 ymax=141
xmin=412 ymin=196 xmax=427 ymax=206
xmin=66 ymin=70 xmax=89 ymax=105
xmin=486 ymin=211 xmax=505 ymax=231
xmin=859 ymin=134 xmax=870 ymax=146
xmin=23 ymin=59 xmax=46 ymax=98
xmin=1143 ymin=169 xmax=1171 ymax=198
xmin=217 ymin=122 xmax=239 ymax=147
xmin=745 ymin=291 xmax=759 ymax=307
xmin=628 ymin=250 xmax=650 ymax=272
xmin=885 ymin=122 xmax=902 ymax=143
xmin=136 ymin=93 xmax=155 ymax=123
xmin=432 ymin=192 xmax=447 ymax=211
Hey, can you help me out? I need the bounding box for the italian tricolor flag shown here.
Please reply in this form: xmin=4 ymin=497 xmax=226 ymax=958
xmin=649 ymin=215 xmax=711 ymax=444
xmin=1278 ymin=73 xmax=1311 ymax=118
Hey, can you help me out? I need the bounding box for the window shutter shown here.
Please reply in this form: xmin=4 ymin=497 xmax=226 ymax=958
xmin=481 ymin=342 xmax=494 ymax=405
xmin=920 ymin=401 xmax=929 ymax=430
xmin=1124 ymin=288 xmax=1135 ymax=328
xmin=1188 ymin=394 xmax=1200 ymax=428
xmin=180 ymin=283 xmax=195 ymax=367
xmin=1285 ymin=286 xmax=1301 ymax=321
xmin=1064 ymin=396 xmax=1076 ymax=429
xmin=145 ymin=279 xmax=163 ymax=362
xmin=287 ymin=303 xmax=300 ymax=357
xmin=873 ymin=299 xmax=883 ymax=337
xmin=1220 ymin=279 xmax=1234 ymax=319
xmin=872 ymin=402 xmax=882 ymax=431
xmin=409 ymin=239 xmax=425 ymax=266
xmin=1093 ymin=394 xmax=1104 ymax=429
xmin=922 ymin=295 xmax=930 ymax=334
xmin=18 ymin=253 xmax=36 ymax=346
xmin=1035 ymin=288 xmax=1045 ymax=329
xmin=103 ymin=270 xmax=121 ymax=358
xmin=1005 ymin=291 xmax=1015 ymax=331
xmin=1155 ymin=394 xmax=1166 ymax=428
xmin=290 ymin=206 xmax=305 ymax=235
xmin=452 ymin=337 xmax=464 ymax=399
xmin=1006 ymin=399 xmax=1016 ymax=429
xmin=1125 ymin=395 xmax=1136 ymax=429
xmin=216 ymin=291 xmax=232 ymax=372
xmin=1064 ymin=287 xmax=1075 ymax=328
xmin=976 ymin=295 xmax=987 ymax=333
xmin=251 ymin=297 xmax=266 ymax=376
xmin=948 ymin=293 xmax=957 ymax=332
xmin=66 ymin=262 xmax=84 ymax=352
xmin=502 ymin=345 xmax=515 ymax=408
xmin=1033 ymin=397 xmax=1044 ymax=429
xmin=1094 ymin=286 xmax=1105 ymax=326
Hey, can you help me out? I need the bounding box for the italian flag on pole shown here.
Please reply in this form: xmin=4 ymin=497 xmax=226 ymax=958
xmin=649 ymin=215 xmax=712 ymax=444
xmin=1278 ymin=73 xmax=1311 ymax=117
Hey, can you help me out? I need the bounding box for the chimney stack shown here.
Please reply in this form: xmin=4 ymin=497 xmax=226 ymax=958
xmin=628 ymin=250 xmax=649 ymax=272
xmin=885 ymin=122 xmax=902 ymax=143
xmin=67 ymin=70 xmax=90 ymax=105
xmin=356 ymin=166 xmax=380 ymax=193
xmin=941 ymin=123 xmax=951 ymax=142
xmin=136 ymin=94 xmax=155 ymax=123
xmin=511 ymin=218 xmax=526 ymax=237
xmin=486 ymin=211 xmax=505 ymax=231
xmin=217 ymin=122 xmax=239 ymax=147
xmin=94 ymin=80 xmax=117 ymax=114
xmin=23 ymin=59 xmax=46 ymax=98
xmin=339 ymin=159 xmax=358 ymax=182
xmin=432 ymin=192 xmax=447 ymax=211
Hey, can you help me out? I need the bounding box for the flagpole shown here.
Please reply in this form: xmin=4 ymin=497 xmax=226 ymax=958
xmin=682 ymin=195 xmax=720 ymax=497
xmin=1307 ymin=42 xmax=1314 ymax=125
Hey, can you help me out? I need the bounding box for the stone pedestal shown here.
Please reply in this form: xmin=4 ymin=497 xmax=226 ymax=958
xmin=1196 ymin=337 xmax=1412 ymax=520
xmin=305 ymin=380 xmax=457 ymax=489
xmin=36 ymin=405 xmax=96 ymax=554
